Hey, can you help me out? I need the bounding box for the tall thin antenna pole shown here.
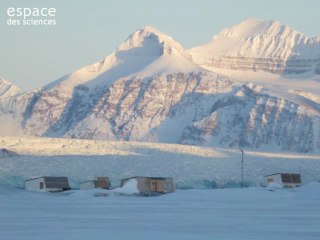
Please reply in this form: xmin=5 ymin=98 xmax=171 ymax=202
xmin=241 ymin=149 xmax=244 ymax=189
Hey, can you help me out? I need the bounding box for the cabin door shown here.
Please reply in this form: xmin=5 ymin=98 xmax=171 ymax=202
xmin=149 ymin=180 xmax=164 ymax=192
xmin=149 ymin=180 xmax=156 ymax=192
xmin=150 ymin=180 xmax=160 ymax=192
xmin=156 ymin=181 xmax=164 ymax=192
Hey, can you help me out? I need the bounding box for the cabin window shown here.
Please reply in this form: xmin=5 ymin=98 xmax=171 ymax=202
xmin=281 ymin=174 xmax=291 ymax=183
xmin=267 ymin=178 xmax=273 ymax=183
xmin=291 ymin=174 xmax=301 ymax=183
xmin=281 ymin=174 xmax=301 ymax=184
xmin=40 ymin=182 xmax=44 ymax=189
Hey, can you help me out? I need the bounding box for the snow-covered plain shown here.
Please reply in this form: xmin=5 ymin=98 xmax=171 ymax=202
xmin=0 ymin=136 xmax=320 ymax=188
xmin=1 ymin=137 xmax=320 ymax=239
xmin=0 ymin=183 xmax=320 ymax=240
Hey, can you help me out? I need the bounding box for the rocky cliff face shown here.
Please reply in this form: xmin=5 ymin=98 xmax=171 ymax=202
xmin=180 ymin=83 xmax=320 ymax=152
xmin=7 ymin=70 xmax=318 ymax=153
xmin=190 ymin=55 xmax=320 ymax=74
xmin=62 ymin=72 xmax=233 ymax=140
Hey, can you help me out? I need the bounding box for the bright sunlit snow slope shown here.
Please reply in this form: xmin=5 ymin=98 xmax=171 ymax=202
xmin=191 ymin=19 xmax=320 ymax=59
xmin=46 ymin=25 xmax=201 ymax=92
xmin=190 ymin=19 xmax=320 ymax=74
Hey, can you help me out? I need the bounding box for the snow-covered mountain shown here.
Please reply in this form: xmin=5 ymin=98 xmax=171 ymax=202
xmin=1 ymin=21 xmax=320 ymax=153
xmin=0 ymin=79 xmax=23 ymax=136
xmin=180 ymin=83 xmax=320 ymax=153
xmin=0 ymin=78 xmax=21 ymax=99
xmin=0 ymin=26 xmax=212 ymax=138
xmin=190 ymin=19 xmax=320 ymax=74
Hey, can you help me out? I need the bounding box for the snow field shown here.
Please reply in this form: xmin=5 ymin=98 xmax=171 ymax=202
xmin=0 ymin=183 xmax=320 ymax=240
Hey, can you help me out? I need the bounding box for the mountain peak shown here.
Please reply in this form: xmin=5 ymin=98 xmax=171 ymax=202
xmin=45 ymin=25 xmax=200 ymax=93
xmin=117 ymin=26 xmax=184 ymax=55
xmin=0 ymin=78 xmax=21 ymax=98
xmin=219 ymin=19 xmax=298 ymax=39
xmin=140 ymin=25 xmax=167 ymax=36
xmin=190 ymin=18 xmax=320 ymax=61
xmin=0 ymin=78 xmax=12 ymax=85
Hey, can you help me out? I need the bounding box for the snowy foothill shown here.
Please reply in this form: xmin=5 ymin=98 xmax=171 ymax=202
xmin=0 ymin=183 xmax=320 ymax=240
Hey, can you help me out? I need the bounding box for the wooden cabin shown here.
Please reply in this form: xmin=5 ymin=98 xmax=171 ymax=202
xmin=120 ymin=176 xmax=175 ymax=194
xmin=264 ymin=173 xmax=301 ymax=188
xmin=25 ymin=176 xmax=70 ymax=192
xmin=79 ymin=177 xmax=111 ymax=190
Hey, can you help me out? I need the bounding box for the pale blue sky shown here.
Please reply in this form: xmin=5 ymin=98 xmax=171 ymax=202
xmin=1 ymin=0 xmax=320 ymax=90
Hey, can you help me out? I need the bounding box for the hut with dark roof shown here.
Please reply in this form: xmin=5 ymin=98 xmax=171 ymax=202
xmin=25 ymin=176 xmax=70 ymax=192
xmin=264 ymin=173 xmax=301 ymax=188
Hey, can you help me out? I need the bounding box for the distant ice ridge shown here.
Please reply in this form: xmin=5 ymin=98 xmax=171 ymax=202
xmin=1 ymin=136 xmax=320 ymax=189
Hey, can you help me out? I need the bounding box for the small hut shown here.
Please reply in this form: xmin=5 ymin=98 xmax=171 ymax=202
xmin=264 ymin=173 xmax=301 ymax=188
xmin=120 ymin=176 xmax=175 ymax=194
xmin=79 ymin=177 xmax=111 ymax=190
xmin=25 ymin=176 xmax=70 ymax=192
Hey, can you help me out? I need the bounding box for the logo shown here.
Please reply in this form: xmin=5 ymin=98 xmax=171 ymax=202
xmin=6 ymin=7 xmax=57 ymax=26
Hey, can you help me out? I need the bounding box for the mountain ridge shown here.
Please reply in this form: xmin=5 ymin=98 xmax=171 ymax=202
xmin=1 ymin=20 xmax=320 ymax=153
xmin=189 ymin=19 xmax=320 ymax=74
xmin=191 ymin=19 xmax=320 ymax=59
